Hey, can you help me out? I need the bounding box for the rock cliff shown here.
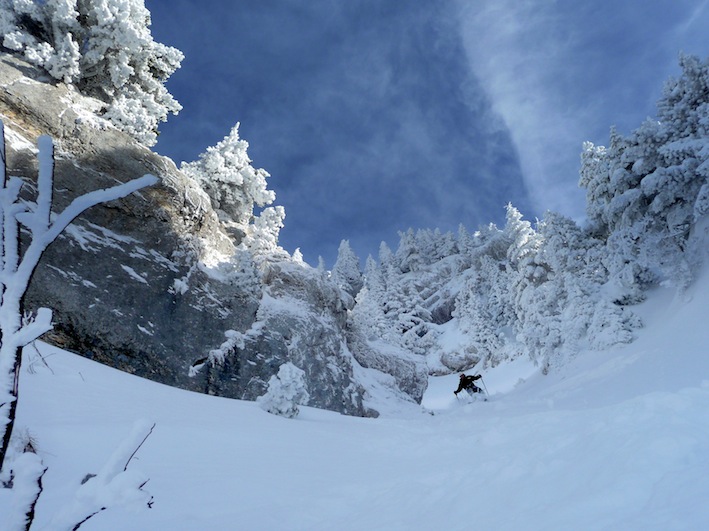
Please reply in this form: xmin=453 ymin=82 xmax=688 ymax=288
xmin=0 ymin=53 xmax=399 ymax=416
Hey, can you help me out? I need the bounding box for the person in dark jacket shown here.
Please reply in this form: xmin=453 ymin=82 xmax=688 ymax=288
xmin=454 ymin=373 xmax=483 ymax=395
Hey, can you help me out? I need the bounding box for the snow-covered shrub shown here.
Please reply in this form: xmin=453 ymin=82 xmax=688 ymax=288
xmin=257 ymin=363 xmax=309 ymax=419
xmin=0 ymin=0 xmax=183 ymax=145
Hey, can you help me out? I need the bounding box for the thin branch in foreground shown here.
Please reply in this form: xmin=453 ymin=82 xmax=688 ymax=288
xmin=72 ymin=508 xmax=106 ymax=531
xmin=123 ymin=422 xmax=155 ymax=472
xmin=23 ymin=463 xmax=47 ymax=531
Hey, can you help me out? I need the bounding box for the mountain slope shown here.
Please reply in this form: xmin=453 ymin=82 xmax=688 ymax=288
xmin=4 ymin=264 xmax=708 ymax=530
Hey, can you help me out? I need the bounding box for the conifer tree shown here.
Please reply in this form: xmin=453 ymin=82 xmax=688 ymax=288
xmin=579 ymin=54 xmax=709 ymax=291
xmin=351 ymin=256 xmax=387 ymax=341
xmin=0 ymin=0 xmax=183 ymax=146
xmin=182 ymin=124 xmax=276 ymax=229
xmin=181 ymin=124 xmax=286 ymax=257
xmin=331 ymin=239 xmax=363 ymax=298
xmin=257 ymin=362 xmax=310 ymax=419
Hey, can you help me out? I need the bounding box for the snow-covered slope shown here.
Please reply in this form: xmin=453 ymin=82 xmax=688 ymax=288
xmin=4 ymin=267 xmax=709 ymax=530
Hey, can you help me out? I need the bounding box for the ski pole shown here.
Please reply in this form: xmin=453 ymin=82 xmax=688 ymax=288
xmin=480 ymin=376 xmax=489 ymax=396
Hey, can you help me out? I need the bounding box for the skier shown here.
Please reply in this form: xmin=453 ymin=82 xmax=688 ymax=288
xmin=454 ymin=373 xmax=483 ymax=396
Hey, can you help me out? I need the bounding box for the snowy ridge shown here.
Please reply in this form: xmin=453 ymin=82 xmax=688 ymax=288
xmin=4 ymin=266 xmax=709 ymax=529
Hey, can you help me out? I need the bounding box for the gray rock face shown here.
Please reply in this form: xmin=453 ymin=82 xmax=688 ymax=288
xmin=0 ymin=54 xmax=376 ymax=414
xmin=1 ymin=54 xmax=243 ymax=391
xmin=347 ymin=333 xmax=429 ymax=405
xmin=204 ymin=261 xmax=370 ymax=416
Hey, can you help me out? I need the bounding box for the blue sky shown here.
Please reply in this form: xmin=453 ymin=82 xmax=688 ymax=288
xmin=145 ymin=0 xmax=709 ymax=267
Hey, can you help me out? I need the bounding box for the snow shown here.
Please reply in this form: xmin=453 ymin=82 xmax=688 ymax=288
xmin=3 ymin=268 xmax=709 ymax=529
xmin=64 ymin=221 xmax=141 ymax=253
xmin=120 ymin=265 xmax=148 ymax=284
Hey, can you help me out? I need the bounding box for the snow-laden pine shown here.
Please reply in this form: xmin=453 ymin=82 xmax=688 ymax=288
xmin=330 ymin=239 xmax=363 ymax=300
xmin=0 ymin=0 xmax=183 ymax=146
xmin=181 ymin=124 xmax=286 ymax=257
xmin=257 ymin=362 xmax=310 ymax=418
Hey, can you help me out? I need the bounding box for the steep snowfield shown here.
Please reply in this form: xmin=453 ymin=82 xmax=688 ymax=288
xmin=4 ymin=267 xmax=709 ymax=530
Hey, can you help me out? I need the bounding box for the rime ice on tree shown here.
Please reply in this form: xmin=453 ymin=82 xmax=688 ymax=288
xmin=0 ymin=0 xmax=183 ymax=145
xmin=257 ymin=362 xmax=310 ymax=419
xmin=181 ymin=124 xmax=285 ymax=256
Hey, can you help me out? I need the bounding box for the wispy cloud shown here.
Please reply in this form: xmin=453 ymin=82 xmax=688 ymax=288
xmin=454 ymin=0 xmax=709 ymax=221
xmin=455 ymin=0 xmax=597 ymax=220
xmin=216 ymin=1 xmax=533 ymax=264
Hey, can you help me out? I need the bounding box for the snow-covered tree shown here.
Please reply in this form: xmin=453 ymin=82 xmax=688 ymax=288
xmin=181 ymin=124 xmax=288 ymax=258
xmin=350 ymin=256 xmax=387 ymax=340
xmin=454 ymin=254 xmax=512 ymax=365
xmin=431 ymin=228 xmax=458 ymax=261
xmin=257 ymin=362 xmax=309 ymax=419
xmin=579 ymin=54 xmax=709 ymax=292
xmin=377 ymin=241 xmax=396 ymax=283
xmin=380 ymin=251 xmax=438 ymax=356
xmin=395 ymin=228 xmax=422 ymax=273
xmin=331 ymin=239 xmax=362 ymax=298
xmin=181 ymin=124 xmax=276 ymax=229
xmin=0 ymin=0 xmax=183 ymax=146
xmin=240 ymin=206 xmax=286 ymax=258
xmin=0 ymin=121 xmax=157 ymax=525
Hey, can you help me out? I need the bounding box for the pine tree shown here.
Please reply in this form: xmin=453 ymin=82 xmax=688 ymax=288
xmin=579 ymin=54 xmax=709 ymax=292
xmin=240 ymin=206 xmax=286 ymax=257
xmin=331 ymin=239 xmax=363 ymax=298
xmin=0 ymin=0 xmax=183 ymax=146
xmin=182 ymin=124 xmax=276 ymax=229
xmin=395 ymin=228 xmax=422 ymax=273
xmin=378 ymin=241 xmax=396 ymax=284
xmin=350 ymin=256 xmax=387 ymax=341
xmin=453 ymin=255 xmax=511 ymax=365
xmin=181 ymin=124 xmax=286 ymax=257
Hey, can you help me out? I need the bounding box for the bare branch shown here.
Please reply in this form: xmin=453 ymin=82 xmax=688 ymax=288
xmin=124 ymin=422 xmax=156 ymax=471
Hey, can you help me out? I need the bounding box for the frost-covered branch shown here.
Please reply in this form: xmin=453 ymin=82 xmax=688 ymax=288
xmin=2 ymin=451 xmax=47 ymax=531
xmin=0 ymin=121 xmax=158 ymax=511
xmin=49 ymin=420 xmax=156 ymax=531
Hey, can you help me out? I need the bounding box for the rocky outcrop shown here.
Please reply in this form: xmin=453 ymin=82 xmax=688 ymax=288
xmin=1 ymin=53 xmax=245 ymax=388
xmin=0 ymin=53 xmax=380 ymax=415
xmin=204 ymin=261 xmax=370 ymax=415
xmin=348 ymin=334 xmax=429 ymax=405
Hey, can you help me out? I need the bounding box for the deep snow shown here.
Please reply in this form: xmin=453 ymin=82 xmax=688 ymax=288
xmin=3 ymin=268 xmax=709 ymax=530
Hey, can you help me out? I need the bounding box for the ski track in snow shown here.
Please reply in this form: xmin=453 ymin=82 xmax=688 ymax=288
xmin=3 ymin=269 xmax=709 ymax=530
